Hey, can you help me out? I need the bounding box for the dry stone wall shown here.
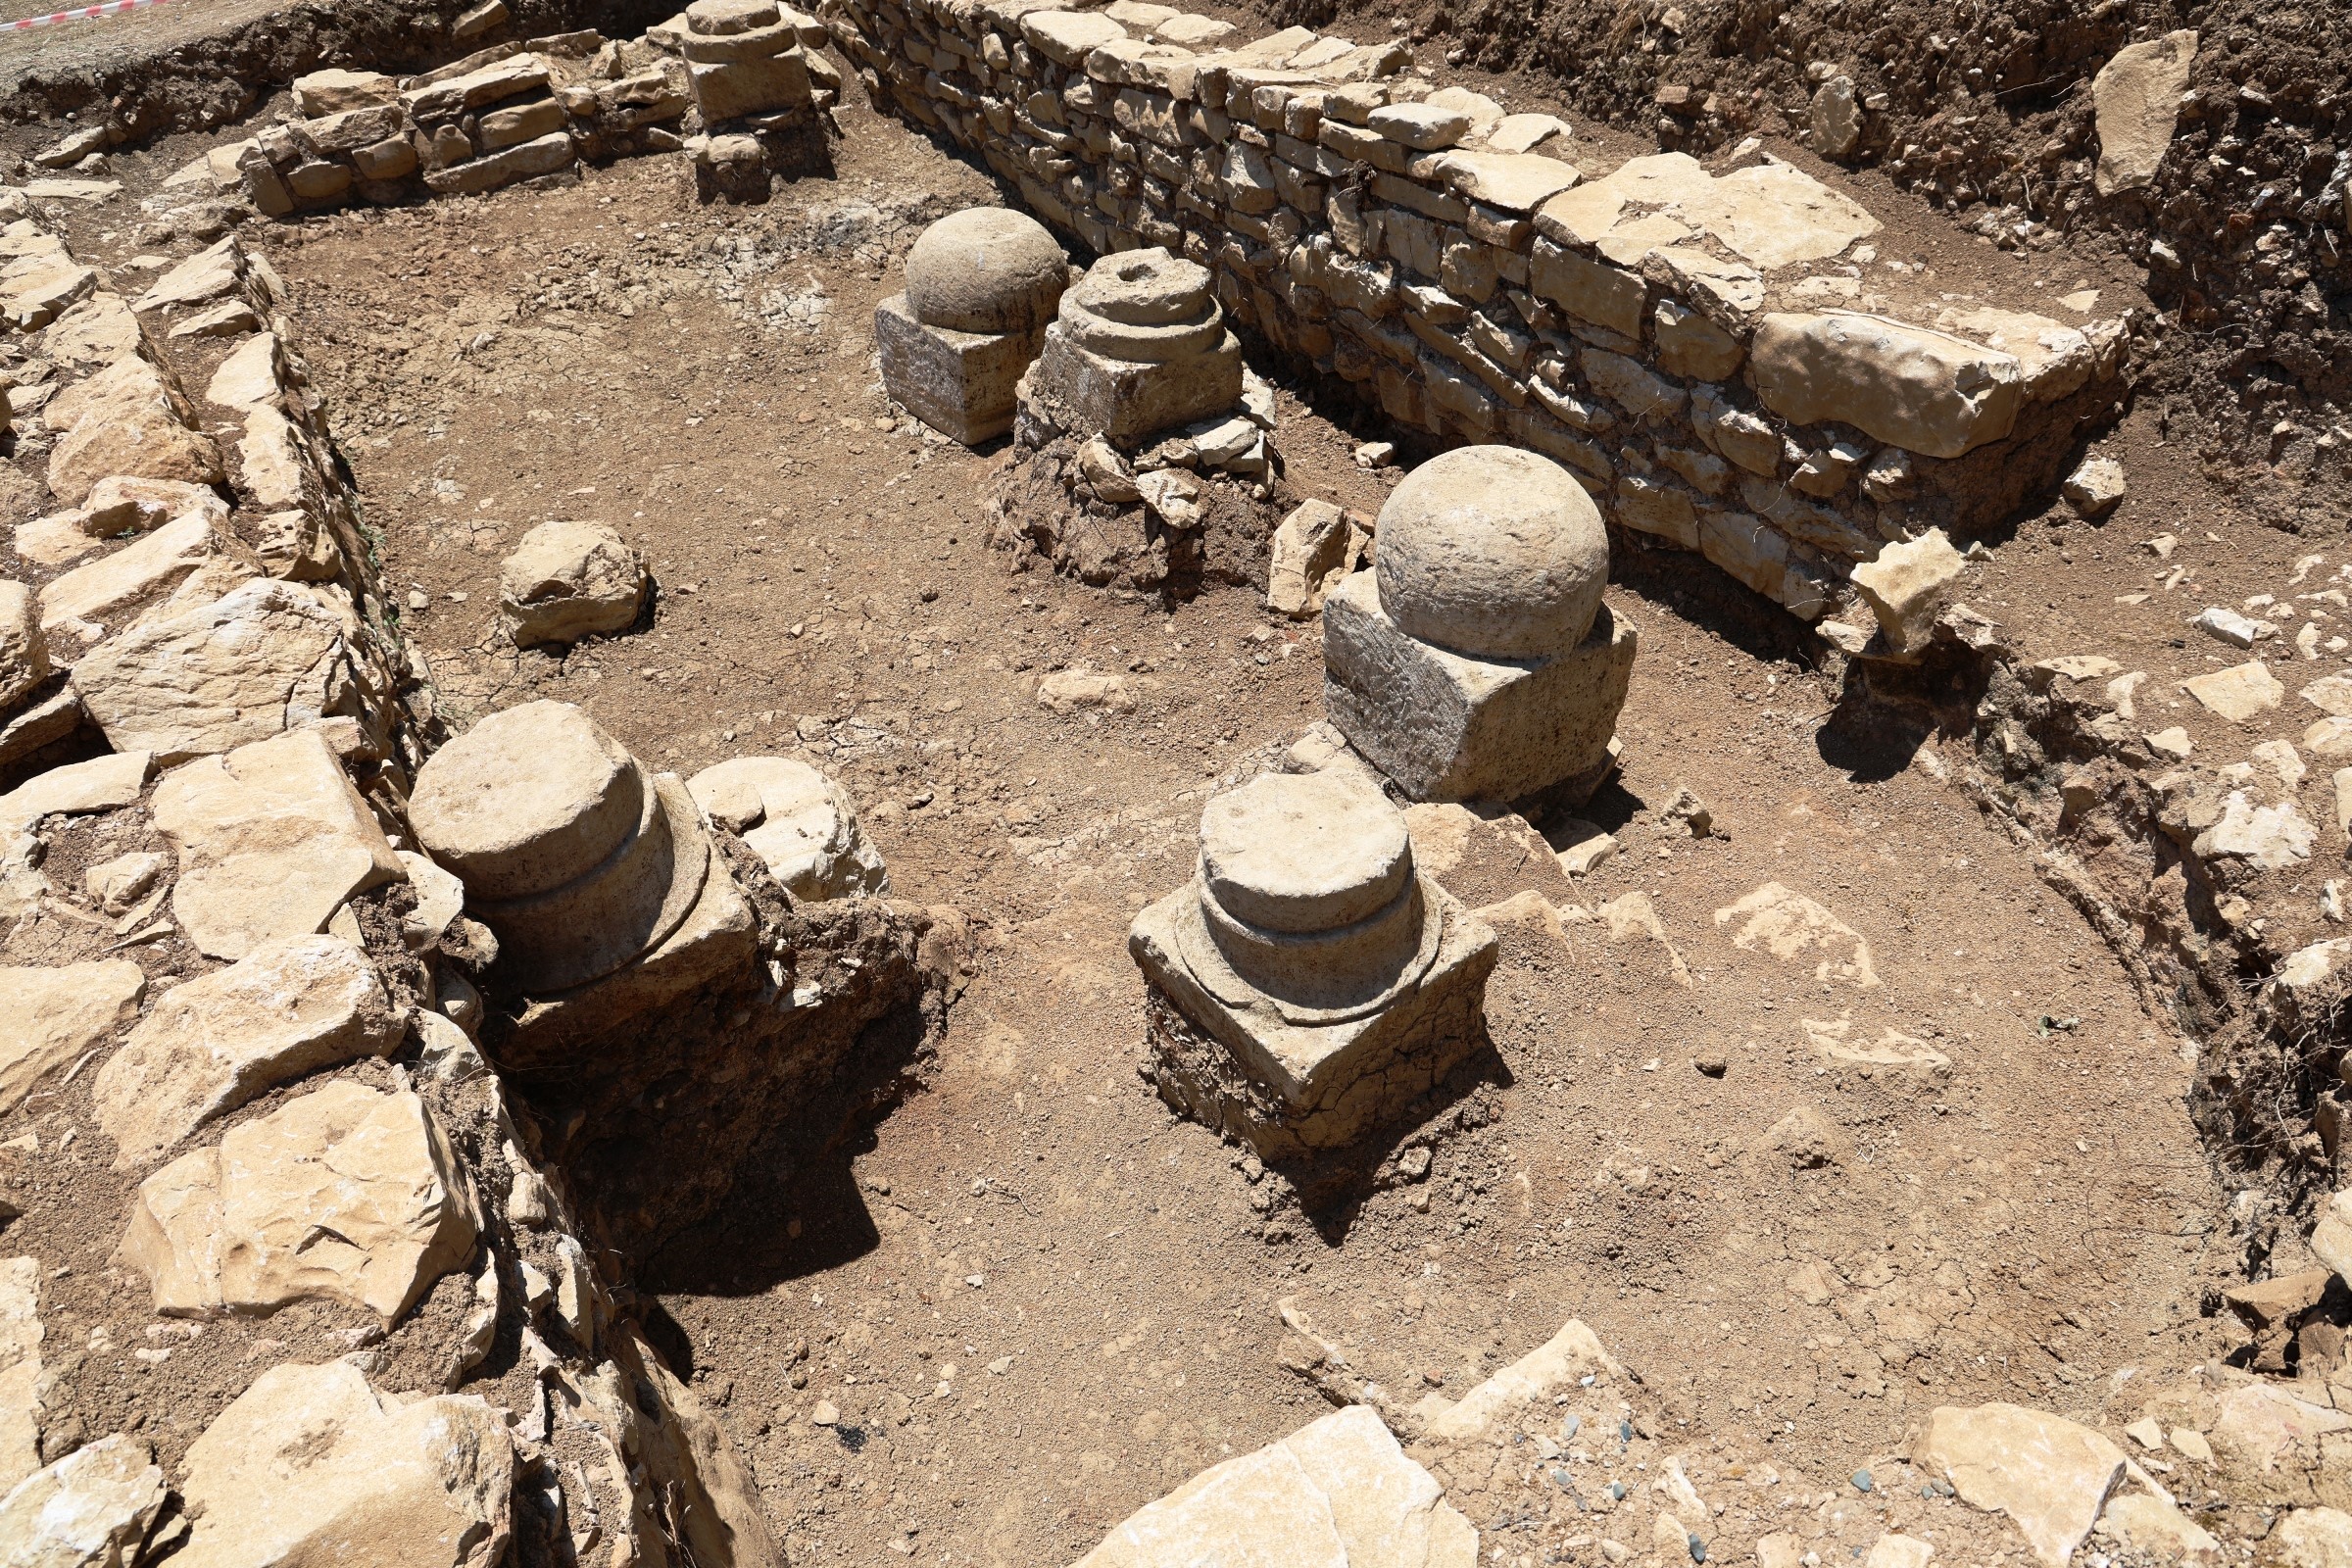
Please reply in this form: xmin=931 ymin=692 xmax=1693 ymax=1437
xmin=0 ymin=197 xmax=942 ymax=1567
xmin=824 ymin=0 xmax=2132 ymax=622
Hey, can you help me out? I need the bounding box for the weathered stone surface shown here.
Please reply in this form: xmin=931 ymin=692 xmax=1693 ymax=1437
xmin=0 ymin=1255 xmax=42 ymax=1492
xmin=420 ymin=130 xmax=575 ymax=196
xmin=42 ymin=361 xmax=225 ymax=507
xmin=1027 ymin=248 xmax=1243 ymax=442
xmin=93 ymin=933 xmax=400 ymax=1168
xmin=0 ymin=959 xmax=143 ymax=1117
xmin=128 ymin=236 xmax=244 ymax=313
xmin=2093 ymin=30 xmax=2197 ymax=196
xmin=0 ymin=582 xmax=45 ymax=710
xmin=1266 ymin=499 xmax=1359 ymax=618
xmin=38 ymin=512 xmax=230 ymax=635
xmin=904 ymin=207 xmax=1068 ymax=333
xmin=2181 ymin=661 xmax=2283 ymax=723
xmin=1810 ymin=74 xmax=1862 ymax=157
xmin=2273 ymin=1508 xmax=2352 ymax=1568
xmin=1020 ymin=8 xmax=1125 ymax=66
xmin=1375 ymin=446 xmax=1607 ymax=660
xmin=1850 ymin=529 xmax=1965 ymax=657
xmin=123 ymin=1082 xmax=480 ymax=1324
xmin=875 ymin=295 xmax=1037 ymax=446
xmin=2064 ymin=454 xmax=2128 ymax=516
xmin=686 ymin=755 xmax=887 ymax=901
xmin=1688 ymin=162 xmax=1879 ymax=270
xmin=1076 ymin=1405 xmax=1474 ymax=1568
xmin=174 ymin=1360 xmax=512 ymax=1568
xmin=410 ymin=700 xmax=642 ymax=899
xmin=1749 ymin=312 xmax=2024 ymax=460
xmin=1324 ymin=571 xmax=1635 ymax=805
xmin=74 ymin=578 xmax=355 ymax=764
xmin=1714 ymin=882 xmax=1877 ymax=987
xmin=497 ymin=518 xmax=647 ymax=647
xmin=293 ymin=67 xmax=402 ymax=117
xmin=684 ymin=50 xmax=809 ymax=121
xmin=1915 ymin=1403 xmax=2126 ymax=1568
xmin=1414 ymin=1319 xmax=1619 ymax=1442
xmin=0 ymin=1433 xmax=168 ymax=1568
xmin=400 ymin=52 xmax=550 ymax=119
xmin=0 ymin=752 xmax=151 ymax=830
xmin=148 ymin=727 xmax=403 ymax=960
xmin=1433 ymin=149 xmax=1579 ymax=213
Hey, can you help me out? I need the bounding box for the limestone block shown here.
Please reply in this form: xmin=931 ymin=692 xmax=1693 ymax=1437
xmin=174 ymin=1360 xmax=512 ymax=1568
xmin=206 ymin=329 xmax=282 ymax=410
xmin=0 ymin=959 xmax=143 ymax=1117
xmin=0 ymin=1434 xmax=169 ymax=1568
xmin=1368 ymin=102 xmax=1468 ymax=150
xmin=1265 ymin=498 xmax=1359 ymax=618
xmin=686 ymin=49 xmax=811 ymax=121
xmin=498 ymin=518 xmax=647 ymax=647
xmin=1415 ymin=1319 xmax=1620 ymax=1442
xmin=1686 ymin=162 xmax=1879 ymax=270
xmin=41 ymin=292 xmax=145 ymax=368
xmin=1028 ymin=321 xmax=1242 ymax=443
xmin=147 ymin=727 xmax=405 ymax=961
xmin=74 ymin=578 xmax=357 ymax=764
xmin=2064 ymin=454 xmax=2128 ymax=516
xmin=0 ymin=1255 xmax=39 ymax=1492
xmin=904 ymin=207 xmax=1068 ymax=333
xmin=0 ymin=581 xmax=44 ymax=710
xmin=0 ymin=751 xmax=151 ymax=829
xmin=1850 ymin=529 xmax=1965 ymax=657
xmin=1074 ymin=1406 xmax=1474 ymax=1568
xmin=687 ymin=755 xmax=887 ymax=901
xmin=39 ymin=511 xmax=228 ymax=633
xmin=305 ymin=103 xmax=406 ymax=156
xmin=1323 ymin=570 xmax=1636 ymax=806
xmin=400 ymin=54 xmax=550 ymax=121
xmin=42 ymin=363 xmax=224 ymax=507
xmin=1375 ymin=446 xmax=1607 ymax=659
xmin=876 ymin=294 xmax=1038 ymax=445
xmin=1432 ymin=149 xmax=1579 ymax=213
xmin=238 ymin=404 xmax=310 ymax=509
xmin=421 ymin=130 xmax=576 ymax=195
xmin=1652 ymin=297 xmax=1742 ymax=379
xmin=1529 ymin=242 xmax=1643 ymax=339
xmin=2093 ymin=30 xmax=2197 ymax=195
xmin=93 ymin=934 xmax=400 ymax=1168
xmin=1915 ymin=1402 xmax=2127 ymax=1568
xmin=1749 ymin=311 xmax=2023 ymax=460
xmin=477 ymin=96 xmax=565 ymax=151
xmin=0 ymin=259 xmax=96 ymax=332
xmin=122 ymin=1081 xmax=480 ymax=1324
xmin=1019 ymin=9 xmax=1126 ymax=67
xmin=129 ymin=235 xmax=243 ymax=313
xmin=353 ymin=134 xmax=421 ymax=181
xmin=1810 ymin=74 xmax=1861 ymax=158
xmin=293 ymin=68 xmax=402 ymax=117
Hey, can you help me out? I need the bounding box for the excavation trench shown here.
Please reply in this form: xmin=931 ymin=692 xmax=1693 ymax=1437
xmin=0 ymin=7 xmax=2339 ymax=1567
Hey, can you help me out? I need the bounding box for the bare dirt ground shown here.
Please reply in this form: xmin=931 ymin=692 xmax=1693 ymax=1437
xmin=21 ymin=56 xmax=2342 ymax=1568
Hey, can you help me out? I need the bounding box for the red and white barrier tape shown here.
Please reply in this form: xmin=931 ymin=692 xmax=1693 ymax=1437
xmin=6 ymin=0 xmax=178 ymax=30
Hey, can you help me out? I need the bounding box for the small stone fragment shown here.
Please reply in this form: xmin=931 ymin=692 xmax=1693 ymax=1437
xmin=498 ymin=519 xmax=648 ymax=648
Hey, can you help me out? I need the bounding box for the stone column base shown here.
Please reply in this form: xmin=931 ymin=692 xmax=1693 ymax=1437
xmin=875 ymin=294 xmax=1038 ymax=446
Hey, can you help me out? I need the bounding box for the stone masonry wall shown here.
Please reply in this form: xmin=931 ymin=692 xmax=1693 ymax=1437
xmin=824 ymin=0 xmax=2132 ymax=623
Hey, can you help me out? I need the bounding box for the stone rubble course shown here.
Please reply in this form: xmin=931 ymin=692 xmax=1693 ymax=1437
xmin=92 ymin=933 xmax=402 ymax=1168
xmin=686 ymin=754 xmax=889 ymax=900
xmin=172 ymin=1359 xmax=513 ymax=1568
xmin=829 ymin=0 xmax=2128 ymax=624
xmin=122 ymin=1081 xmax=482 ymax=1324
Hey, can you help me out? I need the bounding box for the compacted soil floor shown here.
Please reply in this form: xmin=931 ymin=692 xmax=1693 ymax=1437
xmin=25 ymin=75 xmax=2343 ymax=1568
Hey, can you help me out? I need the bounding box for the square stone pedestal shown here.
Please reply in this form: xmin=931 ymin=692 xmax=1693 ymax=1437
xmin=1027 ymin=323 xmax=1243 ymax=443
xmin=876 ymin=294 xmax=1039 ymax=445
xmin=1128 ymin=877 xmax=1497 ymax=1159
xmin=1322 ymin=570 xmax=1637 ymax=806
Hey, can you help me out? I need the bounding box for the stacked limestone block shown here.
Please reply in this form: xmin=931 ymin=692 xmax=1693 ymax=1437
xmin=824 ymin=0 xmax=2132 ymax=625
xmin=670 ymin=0 xmax=840 ymax=200
xmin=0 ymin=205 xmax=935 ymax=1568
xmin=1130 ymin=766 xmax=1497 ymax=1159
xmin=878 ymin=206 xmax=1071 ymax=444
xmin=164 ymin=35 xmax=693 ymax=220
xmin=991 ymin=245 xmax=1285 ymax=591
xmin=1324 ymin=445 xmax=1637 ymax=807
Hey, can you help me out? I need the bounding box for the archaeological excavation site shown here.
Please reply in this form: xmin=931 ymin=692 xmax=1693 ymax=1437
xmin=0 ymin=0 xmax=2349 ymax=1561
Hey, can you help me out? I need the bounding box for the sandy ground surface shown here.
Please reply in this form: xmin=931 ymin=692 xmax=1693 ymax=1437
xmin=14 ymin=68 xmax=2331 ymax=1568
